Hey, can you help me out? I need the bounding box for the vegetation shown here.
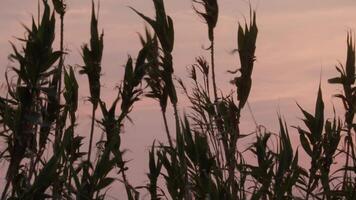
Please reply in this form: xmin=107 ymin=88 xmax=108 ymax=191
xmin=0 ymin=0 xmax=355 ymax=199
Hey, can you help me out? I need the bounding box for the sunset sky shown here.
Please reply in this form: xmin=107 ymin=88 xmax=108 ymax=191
xmin=1 ymin=0 xmax=356 ymax=197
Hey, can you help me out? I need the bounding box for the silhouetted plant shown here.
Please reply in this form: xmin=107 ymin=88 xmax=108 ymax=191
xmin=328 ymin=32 xmax=356 ymax=199
xmin=192 ymin=0 xmax=219 ymax=101
xmin=132 ymin=0 xmax=180 ymax=148
xmin=0 ymin=1 xmax=61 ymax=197
xmin=79 ymin=1 xmax=103 ymax=164
xmin=0 ymin=0 xmax=356 ymax=200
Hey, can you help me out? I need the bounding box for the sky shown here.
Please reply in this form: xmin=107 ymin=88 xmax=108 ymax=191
xmin=1 ymin=0 xmax=356 ymax=198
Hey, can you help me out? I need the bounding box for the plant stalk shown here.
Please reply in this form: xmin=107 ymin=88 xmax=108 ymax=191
xmin=161 ymin=109 xmax=173 ymax=148
xmin=54 ymin=11 xmax=65 ymax=153
xmin=210 ymin=38 xmax=218 ymax=102
xmin=87 ymin=106 xmax=96 ymax=162
xmin=53 ymin=9 xmax=65 ymax=199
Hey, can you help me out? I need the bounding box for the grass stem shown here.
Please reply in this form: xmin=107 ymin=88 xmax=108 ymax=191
xmin=87 ymin=106 xmax=96 ymax=162
xmin=161 ymin=110 xmax=173 ymax=148
xmin=210 ymin=39 xmax=218 ymax=102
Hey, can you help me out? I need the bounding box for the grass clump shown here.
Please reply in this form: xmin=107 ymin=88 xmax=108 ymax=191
xmin=0 ymin=0 xmax=355 ymax=199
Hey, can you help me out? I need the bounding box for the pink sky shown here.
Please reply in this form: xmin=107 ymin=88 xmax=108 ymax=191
xmin=1 ymin=0 xmax=356 ymax=198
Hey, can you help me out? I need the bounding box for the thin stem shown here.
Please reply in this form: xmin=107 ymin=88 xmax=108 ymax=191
xmin=29 ymin=96 xmax=41 ymax=182
xmin=229 ymin=112 xmax=240 ymax=200
xmin=210 ymin=38 xmax=218 ymax=102
xmin=342 ymin=131 xmax=352 ymax=190
xmin=204 ymin=64 xmax=210 ymax=97
xmin=121 ymin=168 xmax=134 ymax=199
xmin=68 ymin=115 xmax=76 ymax=189
xmin=173 ymin=103 xmax=181 ymax=138
xmin=306 ymin=158 xmax=318 ymax=200
xmin=87 ymin=106 xmax=96 ymax=162
xmin=210 ymin=35 xmax=227 ymax=175
xmin=53 ymin=11 xmax=65 ymax=199
xmin=209 ymin=31 xmax=229 ymax=181
xmin=57 ymin=13 xmax=64 ymax=107
xmin=54 ymin=11 xmax=65 ymax=153
xmin=161 ymin=109 xmax=173 ymax=147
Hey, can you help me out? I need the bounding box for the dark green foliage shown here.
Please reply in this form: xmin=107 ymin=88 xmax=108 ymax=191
xmin=295 ymin=86 xmax=325 ymax=198
xmin=274 ymin=118 xmax=302 ymax=199
xmin=20 ymin=146 xmax=62 ymax=199
xmin=2 ymin=0 xmax=60 ymax=188
xmin=232 ymin=11 xmax=258 ymax=109
xmin=145 ymin=141 xmax=163 ymax=200
xmin=73 ymin=134 xmax=120 ymax=200
xmin=328 ymin=32 xmax=356 ymax=198
xmin=120 ymin=43 xmax=149 ymax=117
xmin=10 ymin=3 xmax=59 ymax=89
xmin=133 ymin=0 xmax=181 ymax=149
xmin=180 ymin=116 xmax=217 ymax=199
xmin=79 ymin=1 xmax=103 ymax=109
xmin=248 ymin=133 xmax=274 ymax=200
xmin=142 ymin=30 xmax=169 ymax=112
xmin=132 ymin=0 xmax=177 ymax=107
xmin=131 ymin=0 xmax=174 ymax=54
xmin=63 ymin=67 xmax=79 ymax=118
xmin=329 ymin=34 xmax=355 ymax=86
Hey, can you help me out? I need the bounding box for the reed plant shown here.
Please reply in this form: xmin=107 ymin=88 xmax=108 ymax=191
xmin=0 ymin=0 xmax=355 ymax=199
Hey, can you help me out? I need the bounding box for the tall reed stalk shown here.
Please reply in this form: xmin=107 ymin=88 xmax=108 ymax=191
xmin=53 ymin=0 xmax=66 ymax=153
xmin=132 ymin=0 xmax=178 ymax=147
xmin=51 ymin=1 xmax=66 ymax=197
xmin=79 ymin=1 xmax=103 ymax=163
xmin=193 ymin=0 xmax=219 ymax=101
